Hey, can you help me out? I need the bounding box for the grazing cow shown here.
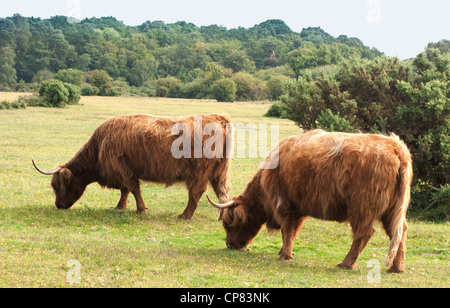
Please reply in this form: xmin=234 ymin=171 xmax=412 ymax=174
xmin=33 ymin=114 xmax=232 ymax=219
xmin=207 ymin=130 xmax=413 ymax=273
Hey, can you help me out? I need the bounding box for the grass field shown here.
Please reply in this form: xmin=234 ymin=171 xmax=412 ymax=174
xmin=0 ymin=92 xmax=448 ymax=288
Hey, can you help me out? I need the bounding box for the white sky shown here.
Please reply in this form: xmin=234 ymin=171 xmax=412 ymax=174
xmin=1 ymin=0 xmax=449 ymax=60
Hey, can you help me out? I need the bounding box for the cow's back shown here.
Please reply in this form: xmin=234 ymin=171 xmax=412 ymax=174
xmin=261 ymin=130 xmax=409 ymax=222
xmin=94 ymin=114 xmax=231 ymax=187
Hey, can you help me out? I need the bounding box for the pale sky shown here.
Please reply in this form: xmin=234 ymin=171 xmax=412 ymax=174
xmin=1 ymin=0 xmax=449 ymax=60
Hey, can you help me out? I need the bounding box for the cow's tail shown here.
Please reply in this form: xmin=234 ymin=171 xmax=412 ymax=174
xmin=212 ymin=121 xmax=233 ymax=203
xmin=385 ymin=137 xmax=413 ymax=268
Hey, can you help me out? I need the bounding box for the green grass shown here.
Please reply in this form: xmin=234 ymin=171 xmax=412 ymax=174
xmin=0 ymin=93 xmax=448 ymax=287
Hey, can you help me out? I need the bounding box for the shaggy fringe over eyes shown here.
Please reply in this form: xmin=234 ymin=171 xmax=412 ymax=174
xmin=53 ymin=168 xmax=72 ymax=193
xmin=222 ymin=206 xmax=247 ymax=227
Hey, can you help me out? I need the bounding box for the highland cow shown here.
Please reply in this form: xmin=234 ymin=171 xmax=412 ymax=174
xmin=207 ymin=130 xmax=413 ymax=273
xmin=33 ymin=114 xmax=232 ymax=219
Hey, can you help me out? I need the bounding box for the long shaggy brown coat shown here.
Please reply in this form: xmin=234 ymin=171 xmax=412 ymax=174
xmin=210 ymin=130 xmax=413 ymax=273
xmin=34 ymin=114 xmax=232 ymax=219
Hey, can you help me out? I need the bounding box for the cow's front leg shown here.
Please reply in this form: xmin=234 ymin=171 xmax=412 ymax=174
xmin=278 ymin=216 xmax=307 ymax=261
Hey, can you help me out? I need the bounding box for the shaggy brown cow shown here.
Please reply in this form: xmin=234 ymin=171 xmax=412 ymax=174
xmin=207 ymin=130 xmax=413 ymax=273
xmin=33 ymin=114 xmax=232 ymax=219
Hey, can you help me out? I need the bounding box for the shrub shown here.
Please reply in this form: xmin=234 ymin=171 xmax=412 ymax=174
xmin=156 ymin=77 xmax=183 ymax=98
xmin=0 ymin=100 xmax=26 ymax=109
xmin=86 ymin=70 xmax=113 ymax=89
xmin=279 ymin=52 xmax=450 ymax=218
xmin=81 ymin=85 xmax=100 ymax=96
xmin=264 ymin=101 xmax=287 ymax=118
xmin=103 ymin=86 xmax=122 ymax=96
xmin=156 ymin=86 xmax=168 ymax=97
xmin=38 ymin=80 xmax=69 ymax=107
xmin=63 ymin=82 xmax=81 ymax=105
xmin=211 ymin=78 xmax=237 ymax=102
xmin=55 ymin=69 xmax=83 ymax=87
xmin=266 ymin=75 xmax=288 ymax=100
xmin=38 ymin=79 xmax=81 ymax=107
xmin=232 ymin=72 xmax=255 ymax=101
xmin=317 ymin=109 xmax=356 ymax=132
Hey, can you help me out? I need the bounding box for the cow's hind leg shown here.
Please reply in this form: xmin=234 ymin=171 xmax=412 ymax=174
xmin=178 ymin=179 xmax=208 ymax=220
xmin=128 ymin=178 xmax=147 ymax=214
xmin=338 ymin=222 xmax=374 ymax=270
xmin=382 ymin=215 xmax=408 ymax=273
xmin=115 ymin=188 xmax=130 ymax=210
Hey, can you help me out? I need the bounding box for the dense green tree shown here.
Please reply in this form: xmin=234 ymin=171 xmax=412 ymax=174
xmin=55 ymin=68 xmax=83 ymax=86
xmin=86 ymin=69 xmax=113 ymax=93
xmin=211 ymin=78 xmax=236 ymax=102
xmin=287 ymin=42 xmax=319 ymax=76
xmin=11 ymin=14 xmax=32 ymax=57
xmin=0 ymin=15 xmax=387 ymax=88
xmin=128 ymin=54 xmax=158 ymax=86
xmin=0 ymin=18 xmax=16 ymax=48
xmin=0 ymin=47 xmax=17 ymax=84
xmin=220 ymin=49 xmax=255 ymax=73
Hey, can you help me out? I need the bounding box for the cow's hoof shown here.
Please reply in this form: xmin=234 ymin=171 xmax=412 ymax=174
xmin=387 ymin=267 xmax=404 ymax=274
xmin=337 ymin=262 xmax=353 ymax=270
xmin=177 ymin=214 xmax=192 ymax=220
xmin=278 ymin=254 xmax=293 ymax=261
xmin=136 ymin=209 xmax=147 ymax=215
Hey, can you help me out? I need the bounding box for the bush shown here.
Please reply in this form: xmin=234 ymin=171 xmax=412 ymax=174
xmin=38 ymin=79 xmax=81 ymax=107
xmin=317 ymin=109 xmax=356 ymax=132
xmin=156 ymin=77 xmax=183 ymax=98
xmin=55 ymin=69 xmax=83 ymax=87
xmin=279 ymin=52 xmax=450 ymax=219
xmin=38 ymin=80 xmax=69 ymax=107
xmin=103 ymin=86 xmax=122 ymax=96
xmin=265 ymin=101 xmax=287 ymax=118
xmin=63 ymin=82 xmax=81 ymax=105
xmin=86 ymin=70 xmax=113 ymax=89
xmin=0 ymin=100 xmax=26 ymax=109
xmin=232 ymin=72 xmax=255 ymax=101
xmin=81 ymin=85 xmax=100 ymax=96
xmin=156 ymin=86 xmax=168 ymax=97
xmin=266 ymin=75 xmax=288 ymax=100
xmin=211 ymin=78 xmax=237 ymax=102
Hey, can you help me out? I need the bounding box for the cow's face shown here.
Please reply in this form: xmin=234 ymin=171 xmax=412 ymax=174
xmin=50 ymin=168 xmax=86 ymax=209
xmin=32 ymin=161 xmax=86 ymax=209
xmin=217 ymin=198 xmax=265 ymax=250
xmin=221 ymin=205 xmax=252 ymax=249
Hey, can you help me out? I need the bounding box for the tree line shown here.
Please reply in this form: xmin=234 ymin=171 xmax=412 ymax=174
xmin=0 ymin=15 xmax=382 ymax=101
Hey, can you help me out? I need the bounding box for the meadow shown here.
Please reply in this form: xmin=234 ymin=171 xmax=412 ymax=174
xmin=0 ymin=92 xmax=448 ymax=288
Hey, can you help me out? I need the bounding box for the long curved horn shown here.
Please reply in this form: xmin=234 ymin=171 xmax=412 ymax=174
xmin=32 ymin=159 xmax=62 ymax=175
xmin=206 ymin=194 xmax=235 ymax=209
